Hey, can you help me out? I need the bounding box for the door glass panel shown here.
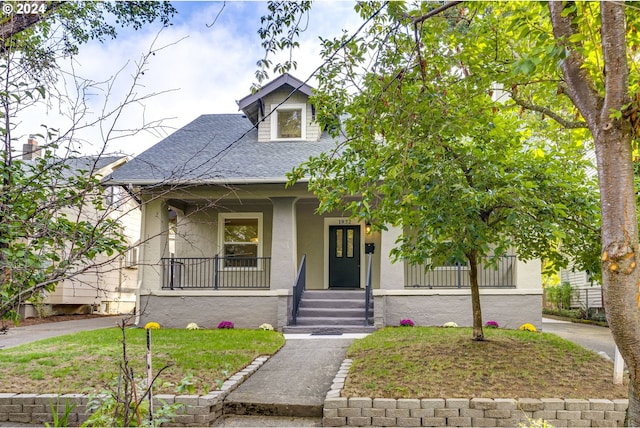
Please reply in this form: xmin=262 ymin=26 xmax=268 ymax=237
xmin=347 ymin=229 xmax=354 ymax=258
xmin=336 ymin=229 xmax=343 ymax=258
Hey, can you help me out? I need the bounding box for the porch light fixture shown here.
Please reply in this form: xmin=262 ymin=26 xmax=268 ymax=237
xmin=365 ymin=223 xmax=372 ymax=235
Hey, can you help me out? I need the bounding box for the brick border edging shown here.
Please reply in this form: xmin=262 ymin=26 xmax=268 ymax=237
xmin=0 ymin=355 xmax=270 ymax=427
xmin=323 ymin=359 xmax=629 ymax=427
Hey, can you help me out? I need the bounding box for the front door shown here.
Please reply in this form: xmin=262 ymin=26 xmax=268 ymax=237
xmin=329 ymin=225 xmax=360 ymax=288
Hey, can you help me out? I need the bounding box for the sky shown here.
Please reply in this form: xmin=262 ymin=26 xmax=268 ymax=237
xmin=16 ymin=1 xmax=362 ymax=157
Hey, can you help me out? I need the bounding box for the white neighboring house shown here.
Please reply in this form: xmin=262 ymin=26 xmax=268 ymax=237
xmin=20 ymin=139 xmax=140 ymax=317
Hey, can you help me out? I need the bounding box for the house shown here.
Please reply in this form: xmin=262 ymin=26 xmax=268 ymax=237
xmin=20 ymin=140 xmax=140 ymax=317
xmin=106 ymin=74 xmax=542 ymax=332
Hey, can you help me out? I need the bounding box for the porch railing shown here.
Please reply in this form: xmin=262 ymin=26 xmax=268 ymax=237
xmin=161 ymin=256 xmax=270 ymax=289
xmin=404 ymin=255 xmax=516 ymax=289
xmin=291 ymin=254 xmax=306 ymax=325
xmin=365 ymin=253 xmax=373 ymax=326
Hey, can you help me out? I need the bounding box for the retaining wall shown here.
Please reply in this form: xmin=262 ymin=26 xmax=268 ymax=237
xmin=323 ymin=359 xmax=629 ymax=427
xmin=0 ymin=356 xmax=269 ymax=427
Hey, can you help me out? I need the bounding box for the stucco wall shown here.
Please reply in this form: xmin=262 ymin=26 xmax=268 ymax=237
xmin=138 ymin=293 xmax=288 ymax=329
xmin=374 ymin=291 xmax=542 ymax=330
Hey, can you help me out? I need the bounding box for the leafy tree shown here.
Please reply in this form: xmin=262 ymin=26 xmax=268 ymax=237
xmin=0 ymin=2 xmax=176 ymax=321
xmin=262 ymin=0 xmax=640 ymax=421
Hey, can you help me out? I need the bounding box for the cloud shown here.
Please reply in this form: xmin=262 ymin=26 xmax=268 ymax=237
xmin=13 ymin=1 xmax=362 ymax=157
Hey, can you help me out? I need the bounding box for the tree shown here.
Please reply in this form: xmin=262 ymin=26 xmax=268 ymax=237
xmin=0 ymin=2 xmax=177 ymax=322
xmin=287 ymin=3 xmax=600 ymax=341
xmin=262 ymin=0 xmax=640 ymax=421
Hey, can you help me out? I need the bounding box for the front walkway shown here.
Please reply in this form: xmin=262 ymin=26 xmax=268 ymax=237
xmin=218 ymin=334 xmax=366 ymax=425
xmin=541 ymin=317 xmax=616 ymax=359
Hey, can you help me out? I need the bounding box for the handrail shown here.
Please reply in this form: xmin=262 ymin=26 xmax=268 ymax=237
xmin=365 ymin=253 xmax=373 ymax=326
xmin=291 ymin=254 xmax=307 ymax=325
xmin=161 ymin=256 xmax=271 ymax=289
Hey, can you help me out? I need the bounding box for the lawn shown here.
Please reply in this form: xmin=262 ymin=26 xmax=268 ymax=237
xmin=0 ymin=327 xmax=285 ymax=395
xmin=342 ymin=327 xmax=628 ymax=399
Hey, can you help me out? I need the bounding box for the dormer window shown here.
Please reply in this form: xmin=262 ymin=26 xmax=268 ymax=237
xmin=271 ymin=103 xmax=306 ymax=140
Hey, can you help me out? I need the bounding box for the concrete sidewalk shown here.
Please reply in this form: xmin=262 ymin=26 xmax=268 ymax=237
xmin=0 ymin=315 xmax=128 ymax=349
xmin=215 ymin=334 xmax=365 ymax=427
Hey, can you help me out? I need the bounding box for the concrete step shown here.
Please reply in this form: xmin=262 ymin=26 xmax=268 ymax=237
xmin=297 ymin=307 xmax=366 ymax=318
xmin=282 ymin=325 xmax=377 ymax=334
xmin=300 ymin=298 xmax=368 ymax=309
xmin=293 ymin=316 xmax=371 ymax=326
xmin=213 ymin=415 xmax=321 ymax=426
xmin=302 ymin=290 xmax=365 ymax=300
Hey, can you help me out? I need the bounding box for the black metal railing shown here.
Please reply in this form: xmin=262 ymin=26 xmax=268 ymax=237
xmin=291 ymin=254 xmax=307 ymax=325
xmin=162 ymin=256 xmax=271 ymax=289
xmin=404 ymin=255 xmax=516 ymax=288
xmin=365 ymin=253 xmax=373 ymax=326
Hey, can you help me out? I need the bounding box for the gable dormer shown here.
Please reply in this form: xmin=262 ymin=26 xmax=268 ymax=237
xmin=237 ymin=73 xmax=321 ymax=142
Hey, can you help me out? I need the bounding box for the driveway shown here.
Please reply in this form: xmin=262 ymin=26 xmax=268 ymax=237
xmin=541 ymin=317 xmax=616 ymax=360
xmin=0 ymin=315 xmax=128 ymax=349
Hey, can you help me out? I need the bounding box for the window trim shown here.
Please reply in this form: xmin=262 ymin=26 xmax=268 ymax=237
xmin=218 ymin=212 xmax=263 ymax=270
xmin=270 ymin=103 xmax=307 ymax=141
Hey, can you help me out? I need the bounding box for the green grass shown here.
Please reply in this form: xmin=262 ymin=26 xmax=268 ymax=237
xmin=0 ymin=327 xmax=285 ymax=395
xmin=343 ymin=327 xmax=628 ymax=399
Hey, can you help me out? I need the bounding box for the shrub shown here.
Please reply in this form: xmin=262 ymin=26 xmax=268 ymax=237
xmin=259 ymin=323 xmax=274 ymax=331
xmin=485 ymin=320 xmax=499 ymax=328
xmin=144 ymin=322 xmax=160 ymax=330
xmin=519 ymin=323 xmax=537 ymax=332
xmin=400 ymin=319 xmax=414 ymax=327
xmin=217 ymin=321 xmax=234 ymax=329
xmin=443 ymin=321 xmax=458 ymax=328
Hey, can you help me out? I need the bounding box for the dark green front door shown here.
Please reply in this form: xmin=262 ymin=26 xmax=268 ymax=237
xmin=329 ymin=225 xmax=360 ymax=288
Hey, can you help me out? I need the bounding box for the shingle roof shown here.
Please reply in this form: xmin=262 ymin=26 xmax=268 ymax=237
xmin=106 ymin=114 xmax=340 ymax=185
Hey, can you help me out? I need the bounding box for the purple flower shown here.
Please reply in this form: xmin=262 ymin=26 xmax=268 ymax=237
xmin=485 ymin=320 xmax=499 ymax=328
xmin=400 ymin=319 xmax=414 ymax=327
xmin=217 ymin=321 xmax=234 ymax=329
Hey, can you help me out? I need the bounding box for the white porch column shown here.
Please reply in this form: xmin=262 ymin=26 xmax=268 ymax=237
xmin=516 ymin=258 xmax=543 ymax=289
xmin=269 ymin=197 xmax=298 ymax=290
xmin=138 ymin=197 xmax=170 ymax=293
xmin=379 ymin=224 xmax=404 ymax=290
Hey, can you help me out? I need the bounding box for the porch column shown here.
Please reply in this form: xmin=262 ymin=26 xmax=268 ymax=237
xmin=379 ymin=224 xmax=404 ymax=290
xmin=269 ymin=197 xmax=298 ymax=290
xmin=139 ymin=196 xmax=170 ymax=292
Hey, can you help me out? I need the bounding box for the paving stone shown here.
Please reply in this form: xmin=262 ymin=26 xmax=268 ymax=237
xmin=324 ymin=408 xmax=338 ymax=418
xmin=612 ymin=400 xmax=628 ymax=412
xmin=496 ymin=418 xmax=521 ymax=427
xmin=447 ymin=416 xmax=471 ymax=426
xmin=565 ymin=419 xmax=590 ymax=427
xmin=386 ymin=408 xmax=410 ymax=418
xmin=371 ymin=416 xmax=396 ymax=426
xmin=519 ymin=398 xmax=544 ymax=412
xmin=547 ymin=420 xmax=568 ymax=427
xmin=556 ymin=410 xmax=581 ymax=420
xmin=533 ymin=410 xmax=557 ymax=420
xmin=346 ymin=416 xmax=371 ymax=426
xmin=590 ymin=419 xmax=619 ymax=427
xmin=349 ymin=397 xmax=372 ymax=408
xmin=485 ymin=409 xmax=512 ymax=419
xmin=471 ymin=398 xmax=496 ymax=410
xmin=0 ymin=405 xmax=21 ymax=413
xmin=325 ymin=397 xmax=348 ymax=409
xmin=421 ymin=399 xmax=445 ymax=409
xmin=395 ymin=416 xmax=421 ymax=426
xmin=541 ymin=398 xmax=566 ymax=410
xmin=472 ymin=417 xmax=498 ymax=427
xmin=362 ymin=408 xmax=385 ymax=417
xmin=338 ymin=407 xmax=362 ymax=418
xmin=12 ymin=394 xmax=37 ymax=405
xmin=409 ymin=408 xmax=434 ymax=418
xmin=446 ymin=398 xmax=469 ymax=409
xmin=460 ymin=408 xmax=484 ymax=418
xmin=421 ymin=416 xmax=446 ymax=427
xmin=582 ymin=410 xmax=605 ymax=420
xmin=397 ymin=399 xmax=421 ymax=409
xmin=494 ymin=398 xmax=517 ymax=410
xmin=565 ymin=399 xmax=590 ymax=411
xmin=323 ymin=416 xmax=347 ymax=426
xmin=605 ymin=410 xmax=626 ymax=421
xmin=374 ymin=398 xmax=397 ymax=409
xmin=22 ymin=404 xmax=44 ymax=413
xmin=434 ymin=408 xmax=459 ymax=418
xmin=589 ymin=399 xmax=614 ymax=411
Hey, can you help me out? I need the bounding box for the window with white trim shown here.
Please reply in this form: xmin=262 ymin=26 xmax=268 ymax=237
xmin=219 ymin=213 xmax=262 ymax=268
xmin=271 ymin=103 xmax=306 ymax=140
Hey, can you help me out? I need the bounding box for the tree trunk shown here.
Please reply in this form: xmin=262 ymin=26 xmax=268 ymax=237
xmin=549 ymin=2 xmax=640 ymax=424
xmin=467 ymin=251 xmax=484 ymax=341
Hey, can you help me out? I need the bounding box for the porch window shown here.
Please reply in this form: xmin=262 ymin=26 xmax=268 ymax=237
xmin=219 ymin=213 xmax=262 ymax=268
xmin=271 ymin=103 xmax=306 ymax=140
